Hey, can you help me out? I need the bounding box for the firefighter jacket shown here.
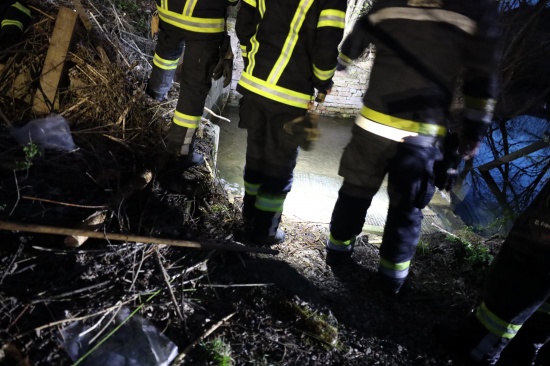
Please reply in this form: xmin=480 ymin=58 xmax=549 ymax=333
xmin=236 ymin=0 xmax=347 ymax=110
xmin=339 ymin=0 xmax=500 ymax=142
xmin=0 ymin=1 xmax=31 ymax=46
xmin=154 ymin=0 xmax=238 ymax=36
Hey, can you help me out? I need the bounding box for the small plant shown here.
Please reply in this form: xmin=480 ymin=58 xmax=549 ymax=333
xmin=416 ymin=239 xmax=430 ymax=255
xmin=14 ymin=142 xmax=40 ymax=171
xmin=201 ymin=337 xmax=233 ymax=366
xmin=449 ymin=227 xmax=493 ymax=268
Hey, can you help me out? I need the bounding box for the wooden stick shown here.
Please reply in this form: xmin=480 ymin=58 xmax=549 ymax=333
xmin=171 ymin=312 xmax=237 ymax=365
xmin=0 ymin=220 xmax=279 ymax=255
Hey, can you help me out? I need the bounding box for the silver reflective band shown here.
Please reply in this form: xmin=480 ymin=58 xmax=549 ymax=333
xmin=369 ymin=7 xmax=477 ymax=35
xmin=355 ymin=114 xmax=418 ymax=142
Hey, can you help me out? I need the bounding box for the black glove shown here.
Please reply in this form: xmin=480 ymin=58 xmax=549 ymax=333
xmin=212 ymin=34 xmax=233 ymax=88
xmin=433 ymin=132 xmax=460 ymax=191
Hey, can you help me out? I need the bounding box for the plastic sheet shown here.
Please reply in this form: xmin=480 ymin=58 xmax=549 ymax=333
xmin=10 ymin=114 xmax=77 ymax=152
xmin=59 ymin=307 xmax=178 ymax=366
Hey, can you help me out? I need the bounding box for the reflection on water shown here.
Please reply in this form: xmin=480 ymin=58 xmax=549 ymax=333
xmin=213 ymin=105 xmax=354 ymax=224
xmin=453 ymin=116 xmax=550 ymax=236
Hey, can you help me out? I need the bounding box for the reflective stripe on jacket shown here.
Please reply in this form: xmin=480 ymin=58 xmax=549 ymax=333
xmin=339 ymin=0 xmax=499 ymax=138
xmin=155 ymin=0 xmax=237 ymax=33
xmin=236 ymin=0 xmax=346 ymax=109
xmin=0 ymin=1 xmax=31 ymax=33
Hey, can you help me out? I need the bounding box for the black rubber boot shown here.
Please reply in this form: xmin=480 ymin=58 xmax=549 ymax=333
xmin=145 ymin=84 xmax=166 ymax=102
xmin=251 ymin=228 xmax=286 ymax=246
xmin=325 ymin=247 xmax=353 ymax=266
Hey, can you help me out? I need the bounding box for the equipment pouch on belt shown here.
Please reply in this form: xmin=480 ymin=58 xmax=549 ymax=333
xmin=433 ymin=132 xmax=460 ymax=191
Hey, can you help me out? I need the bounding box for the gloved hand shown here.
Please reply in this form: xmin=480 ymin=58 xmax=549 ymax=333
xmin=458 ymin=137 xmax=481 ymax=161
xmin=433 ymin=132 xmax=461 ymax=192
xmin=283 ymin=112 xmax=320 ymax=151
xmin=212 ymin=34 xmax=234 ymax=88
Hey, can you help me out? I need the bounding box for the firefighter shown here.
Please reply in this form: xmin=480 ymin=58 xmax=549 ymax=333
xmin=0 ymin=0 xmax=31 ymax=50
xmin=146 ymin=0 xmax=238 ymax=168
xmin=325 ymin=0 xmax=500 ymax=294
xmin=235 ymin=0 xmax=346 ymax=245
xmin=439 ymin=180 xmax=550 ymax=366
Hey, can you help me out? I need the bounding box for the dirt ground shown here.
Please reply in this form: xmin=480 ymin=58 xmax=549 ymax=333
xmin=0 ymin=1 xmax=546 ymax=366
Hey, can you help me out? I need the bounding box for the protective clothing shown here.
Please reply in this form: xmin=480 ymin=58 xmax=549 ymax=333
xmin=448 ymin=181 xmax=550 ymax=365
xmin=0 ymin=1 xmax=31 ymax=50
xmin=326 ymin=0 xmax=500 ymax=294
xmin=236 ymin=0 xmax=346 ymax=244
xmin=148 ymin=0 xmax=238 ymax=158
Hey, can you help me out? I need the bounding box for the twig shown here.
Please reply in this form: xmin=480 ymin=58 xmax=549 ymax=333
xmin=0 ymin=242 xmax=24 ymax=286
xmin=32 ymin=280 xmax=112 ymax=304
xmin=155 ymin=250 xmax=185 ymax=322
xmin=59 ymin=97 xmax=89 ymax=117
xmin=201 ymin=283 xmax=274 ymax=288
xmin=9 ymin=171 xmax=20 ymax=216
xmin=203 ymin=106 xmax=230 ymax=123
xmin=15 ymin=296 xmax=142 ymax=339
xmin=171 ymin=312 xmax=237 ymax=365
xmin=431 ymin=223 xmax=457 ymax=238
xmin=22 ymin=195 xmax=107 ymax=209
xmin=0 ymin=220 xmax=280 ymax=255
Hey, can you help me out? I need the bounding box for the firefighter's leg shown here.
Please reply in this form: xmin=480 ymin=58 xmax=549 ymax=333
xmin=500 ymin=303 xmax=550 ymax=366
xmin=327 ymin=128 xmax=390 ymax=266
xmin=241 ymin=97 xmax=304 ymax=245
xmin=326 ymin=182 xmax=375 ymax=266
xmin=238 ymin=95 xmax=266 ymax=230
xmin=166 ymin=35 xmax=222 ymax=158
xmin=147 ymin=21 xmax=185 ymax=101
xmin=463 ymin=240 xmax=550 ymax=365
xmin=379 ymin=143 xmax=437 ymax=294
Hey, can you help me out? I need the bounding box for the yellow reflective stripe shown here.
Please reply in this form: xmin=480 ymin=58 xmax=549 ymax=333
xmin=318 ymin=9 xmax=345 ymax=28
xmin=246 ymin=0 xmax=265 ymax=74
xmin=183 ymin=0 xmax=198 ymax=17
xmin=369 ymin=7 xmax=477 ymax=35
xmin=476 ymin=302 xmax=522 ymax=339
xmin=380 ymin=257 xmax=410 ymax=271
xmin=313 ymin=64 xmax=335 ymax=81
xmin=12 ymin=2 xmax=31 ymax=17
xmin=173 ymin=110 xmax=201 ymax=128
xmin=1 ymin=20 xmax=23 ymax=31
xmin=360 ymin=106 xmax=446 ymax=137
xmin=244 ymin=181 xmax=260 ymax=195
xmin=244 ymin=0 xmax=256 ymax=7
xmin=157 ymin=7 xmax=225 ymax=33
xmin=329 ymin=234 xmax=354 ymax=247
xmin=267 ymin=0 xmax=314 ymax=84
xmin=465 ymin=96 xmax=496 ymax=115
xmin=240 ymin=44 xmax=247 ymax=57
xmin=153 ymin=54 xmax=179 ymax=70
xmin=255 ymin=195 xmax=286 ymax=213
xmin=239 ymin=72 xmax=312 ymax=109
xmin=338 ymin=52 xmax=352 ymax=66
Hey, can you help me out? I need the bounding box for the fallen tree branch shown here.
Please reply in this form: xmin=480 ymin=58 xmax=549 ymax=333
xmin=0 ymin=220 xmax=279 ymax=255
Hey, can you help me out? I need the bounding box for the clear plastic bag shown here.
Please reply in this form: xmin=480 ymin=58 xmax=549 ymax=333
xmin=10 ymin=114 xmax=77 ymax=152
xmin=59 ymin=307 xmax=178 ymax=366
